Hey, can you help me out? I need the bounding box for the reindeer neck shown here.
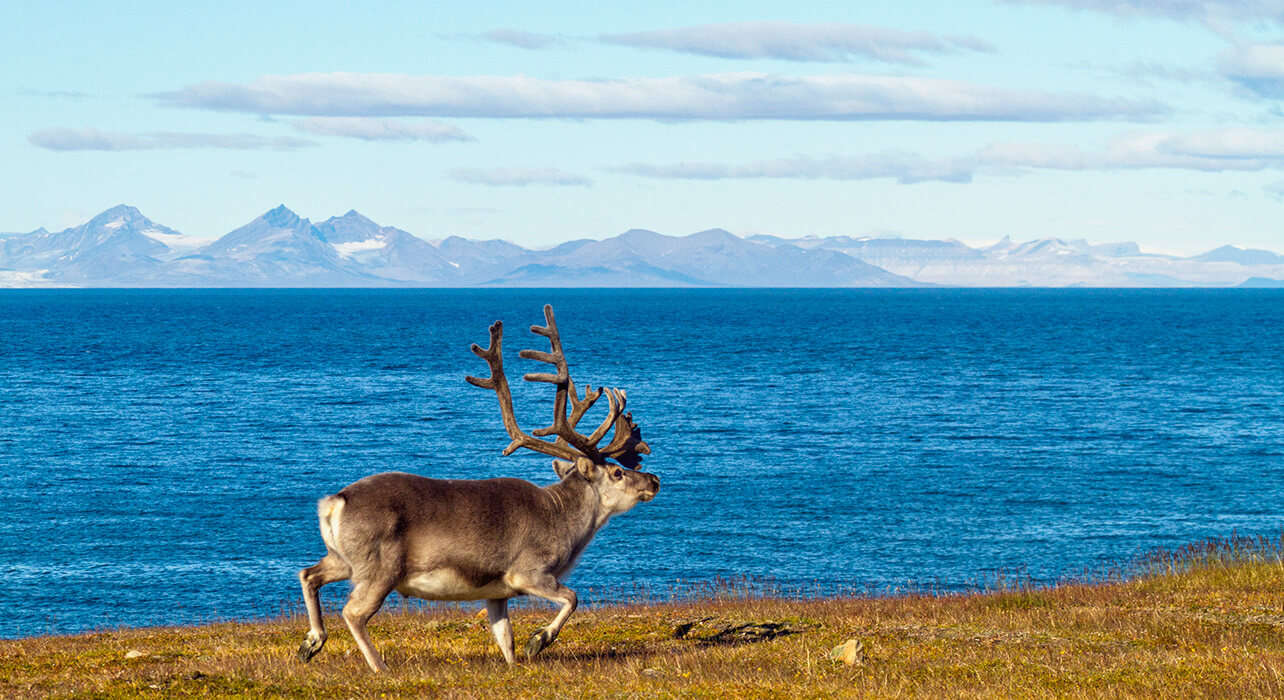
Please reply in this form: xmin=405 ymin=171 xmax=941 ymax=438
xmin=543 ymin=476 xmax=610 ymax=534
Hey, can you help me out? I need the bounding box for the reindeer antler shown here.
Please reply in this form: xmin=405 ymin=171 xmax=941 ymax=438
xmin=599 ymin=393 xmax=649 ymax=469
xmin=466 ymin=304 xmax=649 ymax=467
xmin=465 ymin=319 xmax=583 ymax=461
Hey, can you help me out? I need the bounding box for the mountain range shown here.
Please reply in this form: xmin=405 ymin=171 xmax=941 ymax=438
xmin=1 ymin=204 xmax=1281 ymax=288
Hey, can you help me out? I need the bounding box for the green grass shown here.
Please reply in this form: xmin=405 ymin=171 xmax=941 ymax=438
xmin=6 ymin=539 xmax=1284 ymax=698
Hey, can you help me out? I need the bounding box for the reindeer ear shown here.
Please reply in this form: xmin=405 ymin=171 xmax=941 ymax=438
xmin=552 ymin=459 xmax=576 ymax=479
xmin=574 ymin=456 xmax=598 ymax=479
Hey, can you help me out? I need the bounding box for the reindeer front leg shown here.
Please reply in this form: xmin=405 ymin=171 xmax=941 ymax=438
xmin=509 ymin=573 xmax=578 ymax=659
xmin=486 ymin=598 xmax=516 ymax=664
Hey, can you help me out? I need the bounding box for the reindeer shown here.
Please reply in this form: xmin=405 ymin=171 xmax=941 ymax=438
xmin=296 ymin=304 xmax=659 ymax=672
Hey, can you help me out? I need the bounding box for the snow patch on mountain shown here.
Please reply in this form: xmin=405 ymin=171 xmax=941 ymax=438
xmin=0 ymin=269 xmax=55 ymax=287
xmin=332 ymin=238 xmax=387 ymax=257
xmin=142 ymin=229 xmax=208 ymax=249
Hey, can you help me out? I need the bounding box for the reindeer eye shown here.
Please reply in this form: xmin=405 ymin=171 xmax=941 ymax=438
xmin=611 ymin=468 xmax=623 ymax=480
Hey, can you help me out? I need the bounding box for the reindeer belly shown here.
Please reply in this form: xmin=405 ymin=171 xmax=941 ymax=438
xmin=397 ymin=568 xmax=515 ymax=601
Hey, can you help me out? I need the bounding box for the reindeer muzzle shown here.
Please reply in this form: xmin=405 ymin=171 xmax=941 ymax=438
xmin=639 ymin=473 xmax=660 ymax=501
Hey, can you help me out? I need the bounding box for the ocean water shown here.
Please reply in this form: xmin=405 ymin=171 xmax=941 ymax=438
xmin=1 ymin=288 xmax=1282 ymax=638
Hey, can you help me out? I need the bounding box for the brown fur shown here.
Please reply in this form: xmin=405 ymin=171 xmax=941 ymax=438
xmin=297 ymin=465 xmax=658 ymax=671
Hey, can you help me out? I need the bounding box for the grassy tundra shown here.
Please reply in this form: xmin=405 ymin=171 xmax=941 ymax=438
xmin=5 ymin=539 xmax=1284 ymax=698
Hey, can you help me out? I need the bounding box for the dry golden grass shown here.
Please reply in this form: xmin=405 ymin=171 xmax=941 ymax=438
xmin=6 ymin=543 xmax=1284 ymax=698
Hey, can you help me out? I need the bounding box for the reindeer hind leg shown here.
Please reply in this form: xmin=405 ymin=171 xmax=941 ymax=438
xmin=297 ymin=552 xmax=351 ymax=663
xmin=341 ymin=577 xmax=397 ymax=673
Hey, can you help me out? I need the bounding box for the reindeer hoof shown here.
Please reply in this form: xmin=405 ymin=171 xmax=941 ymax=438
xmin=297 ymin=633 xmax=326 ymax=663
xmin=525 ymin=630 xmax=551 ymax=659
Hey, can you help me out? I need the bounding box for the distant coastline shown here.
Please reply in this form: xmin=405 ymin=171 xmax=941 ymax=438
xmin=3 ymin=204 xmax=1283 ymax=289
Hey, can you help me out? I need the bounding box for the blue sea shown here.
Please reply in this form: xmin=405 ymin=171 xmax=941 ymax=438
xmin=1 ymin=289 xmax=1282 ymax=639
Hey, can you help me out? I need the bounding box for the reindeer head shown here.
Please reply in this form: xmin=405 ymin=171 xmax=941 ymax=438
xmin=466 ymin=305 xmax=658 ymax=513
xmin=552 ymin=456 xmax=659 ymax=515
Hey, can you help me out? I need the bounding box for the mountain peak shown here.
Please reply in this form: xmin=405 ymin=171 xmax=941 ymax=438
xmin=336 ymin=209 xmax=375 ymax=225
xmin=689 ymin=228 xmax=739 ymax=243
xmin=1203 ymin=244 xmax=1240 ymax=255
xmin=88 ymin=204 xmax=144 ymax=226
xmin=984 ymin=235 xmax=1015 ymax=253
xmin=261 ymin=205 xmax=303 ymax=228
xmin=1193 ymin=244 xmax=1284 ymax=265
xmin=100 ymin=203 xmax=140 ymax=215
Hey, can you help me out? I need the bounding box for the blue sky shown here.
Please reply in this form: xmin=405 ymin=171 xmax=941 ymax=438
xmin=3 ymin=0 xmax=1283 ymax=254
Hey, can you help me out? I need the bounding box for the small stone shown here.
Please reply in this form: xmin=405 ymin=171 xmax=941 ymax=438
xmin=641 ymin=667 xmax=662 ymax=677
xmin=124 ymin=650 xmax=146 ymax=660
xmin=828 ymin=638 xmax=864 ymax=666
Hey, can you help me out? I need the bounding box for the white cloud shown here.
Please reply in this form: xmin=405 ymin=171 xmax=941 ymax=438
xmin=1074 ymin=59 xmax=1216 ymax=87
xmin=616 ymin=128 xmax=1284 ymax=184
xmin=1219 ymin=43 xmax=1284 ymax=98
xmin=599 ymin=22 xmax=992 ymax=65
xmin=615 ymin=153 xmax=973 ymax=183
xmin=28 ymin=128 xmax=314 ymax=151
xmin=481 ymin=29 xmax=566 ymax=49
xmin=448 ymin=167 xmax=591 ymax=186
xmin=1004 ymin=0 xmax=1284 ymax=24
xmin=18 ymin=88 xmax=92 ymax=99
xmin=291 ymin=117 xmax=474 ymax=142
xmin=981 ymin=129 xmax=1284 ymax=170
xmin=152 ymin=72 xmax=1165 ymax=122
xmin=1157 ymin=128 xmax=1284 ymax=158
